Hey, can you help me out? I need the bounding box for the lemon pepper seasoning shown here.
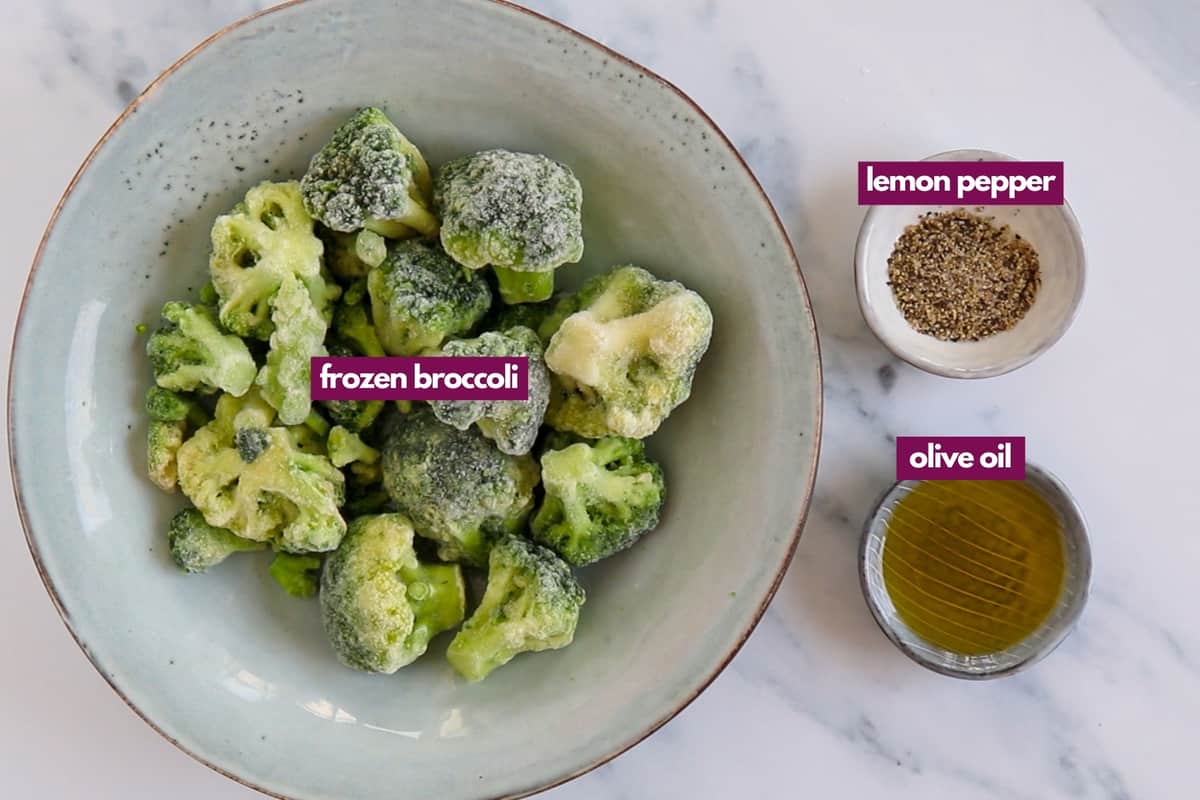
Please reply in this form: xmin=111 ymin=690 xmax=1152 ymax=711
xmin=887 ymin=209 xmax=1040 ymax=341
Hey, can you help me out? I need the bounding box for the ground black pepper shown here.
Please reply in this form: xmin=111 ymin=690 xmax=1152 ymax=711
xmin=887 ymin=209 xmax=1040 ymax=341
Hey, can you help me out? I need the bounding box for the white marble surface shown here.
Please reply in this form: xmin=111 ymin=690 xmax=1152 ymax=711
xmin=1 ymin=0 xmax=1197 ymax=797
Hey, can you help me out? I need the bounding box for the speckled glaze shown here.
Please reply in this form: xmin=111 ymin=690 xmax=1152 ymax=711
xmin=8 ymin=2 xmax=821 ymax=799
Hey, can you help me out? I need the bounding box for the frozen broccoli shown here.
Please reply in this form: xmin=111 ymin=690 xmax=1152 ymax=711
xmin=380 ymin=408 xmax=538 ymax=566
xmin=148 ymin=420 xmax=186 ymax=493
xmin=486 ymin=293 xmax=572 ymax=344
xmin=255 ymin=273 xmax=328 ymax=425
xmin=430 ymin=327 xmax=550 ymax=456
xmin=328 ymin=425 xmax=380 ymax=468
xmin=354 ymin=230 xmax=388 ymax=268
xmin=145 ymin=387 xmax=210 ymax=492
xmin=146 ymin=301 xmax=256 ymax=396
xmin=168 ymin=507 xmax=265 ymax=573
xmin=320 ymin=514 xmax=466 ymax=673
xmin=177 ymin=390 xmax=347 ymax=553
xmin=145 ymin=386 xmax=209 ymax=426
xmin=320 ymin=300 xmax=386 ymax=432
xmin=268 ymin=552 xmax=323 ymax=598
xmin=531 ymin=437 xmax=664 ymax=566
xmin=300 ymin=107 xmax=437 ymax=238
xmin=446 ymin=535 xmax=584 ymax=682
xmin=367 ymin=239 xmax=491 ymax=355
xmin=209 ymin=181 xmax=331 ymax=340
xmin=544 ymin=266 xmax=713 ymax=439
xmin=321 ymin=229 xmax=388 ymax=281
xmin=435 ymin=149 xmax=583 ymax=304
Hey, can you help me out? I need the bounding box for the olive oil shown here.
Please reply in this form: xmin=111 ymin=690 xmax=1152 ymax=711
xmin=881 ymin=480 xmax=1065 ymax=656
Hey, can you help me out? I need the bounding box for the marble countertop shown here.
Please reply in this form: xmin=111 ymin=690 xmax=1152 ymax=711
xmin=2 ymin=1 xmax=1197 ymax=797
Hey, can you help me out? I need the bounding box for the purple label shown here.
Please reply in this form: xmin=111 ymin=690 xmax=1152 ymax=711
xmin=896 ymin=436 xmax=1026 ymax=480
xmin=858 ymin=161 xmax=1064 ymax=205
xmin=311 ymin=356 xmax=528 ymax=401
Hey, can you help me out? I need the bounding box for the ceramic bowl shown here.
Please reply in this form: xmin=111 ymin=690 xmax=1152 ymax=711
xmin=8 ymin=1 xmax=821 ymax=798
xmin=858 ymin=464 xmax=1092 ymax=679
xmin=855 ymin=149 xmax=1085 ymax=379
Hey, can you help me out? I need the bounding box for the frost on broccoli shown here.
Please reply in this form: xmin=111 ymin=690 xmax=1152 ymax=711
xmin=320 ymin=300 xmax=386 ymax=432
xmin=543 ymin=266 xmax=712 ymax=439
xmin=435 ymin=149 xmax=583 ymax=304
xmin=168 ymin=507 xmax=264 ymax=573
xmin=300 ymin=107 xmax=437 ymax=238
xmin=145 ymin=387 xmax=210 ymax=492
xmin=446 ymin=535 xmax=584 ymax=682
xmin=320 ymin=514 xmax=466 ymax=673
xmin=177 ymin=390 xmax=347 ymax=553
xmin=146 ymin=301 xmax=256 ymax=396
xmin=209 ymin=181 xmax=331 ymax=340
xmin=531 ymin=437 xmax=664 ymax=566
xmin=255 ymin=273 xmax=328 ymax=425
xmin=430 ymin=327 xmax=550 ymax=456
xmin=269 ymin=552 xmax=323 ymax=598
xmin=367 ymin=239 xmax=491 ymax=355
xmin=380 ymin=408 xmax=538 ymax=566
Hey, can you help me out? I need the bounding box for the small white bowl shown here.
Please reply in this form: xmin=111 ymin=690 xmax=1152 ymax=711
xmin=855 ymin=149 xmax=1086 ymax=378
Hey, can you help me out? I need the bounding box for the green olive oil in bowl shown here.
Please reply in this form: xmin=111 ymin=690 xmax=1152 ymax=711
xmin=860 ymin=466 xmax=1091 ymax=678
xmin=881 ymin=481 xmax=1064 ymax=655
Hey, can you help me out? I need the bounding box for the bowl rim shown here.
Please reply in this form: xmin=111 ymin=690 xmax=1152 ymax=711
xmin=853 ymin=147 xmax=1087 ymax=379
xmin=6 ymin=1 xmax=824 ymax=798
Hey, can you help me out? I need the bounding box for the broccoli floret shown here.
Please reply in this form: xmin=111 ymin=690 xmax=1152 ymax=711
xmin=254 ymin=273 xmax=328 ymax=425
xmin=322 ymin=341 xmax=386 ymax=433
xmin=319 ymin=301 xmax=387 ymax=432
xmin=328 ymin=425 xmax=380 ymax=468
xmin=145 ymin=386 xmax=209 ymax=426
xmin=145 ymin=387 xmax=211 ymax=493
xmin=543 ymin=266 xmax=713 ymax=439
xmin=269 ymin=552 xmax=323 ymax=597
xmin=367 ymin=239 xmax=492 ymax=355
xmin=333 ymin=298 xmax=386 ymax=356
xmin=177 ymin=390 xmax=347 ymax=553
xmin=198 ymin=281 xmax=219 ymax=305
xmin=446 ymin=535 xmax=584 ymax=682
xmin=429 ymin=327 xmax=550 ymax=456
xmin=380 ymin=408 xmax=538 ymax=566
xmin=209 ymin=181 xmax=331 ymax=340
xmin=300 ymin=107 xmax=437 ymax=238
xmin=531 ymin=437 xmax=665 ymax=566
xmin=168 ymin=507 xmax=265 ymax=573
xmin=487 ymin=294 xmax=565 ymax=343
xmin=435 ymin=149 xmax=583 ymax=304
xmin=146 ymin=301 xmax=256 ymax=396
xmin=320 ymin=513 xmax=466 ymax=673
xmin=148 ymin=419 xmax=187 ymax=492
xmin=233 ymin=426 xmax=271 ymax=462
xmin=320 ymin=229 xmax=389 ymax=281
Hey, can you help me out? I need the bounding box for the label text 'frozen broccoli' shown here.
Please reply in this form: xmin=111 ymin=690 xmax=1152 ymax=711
xmin=311 ymin=356 xmax=527 ymax=401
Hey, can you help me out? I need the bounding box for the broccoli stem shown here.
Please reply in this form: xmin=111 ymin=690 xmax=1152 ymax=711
xmin=494 ymin=267 xmax=554 ymax=305
xmin=303 ymin=409 xmax=331 ymax=438
xmin=364 ymin=219 xmax=414 ymax=240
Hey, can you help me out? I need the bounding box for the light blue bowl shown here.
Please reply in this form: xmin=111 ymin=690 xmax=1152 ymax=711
xmin=9 ymin=1 xmax=822 ymax=798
